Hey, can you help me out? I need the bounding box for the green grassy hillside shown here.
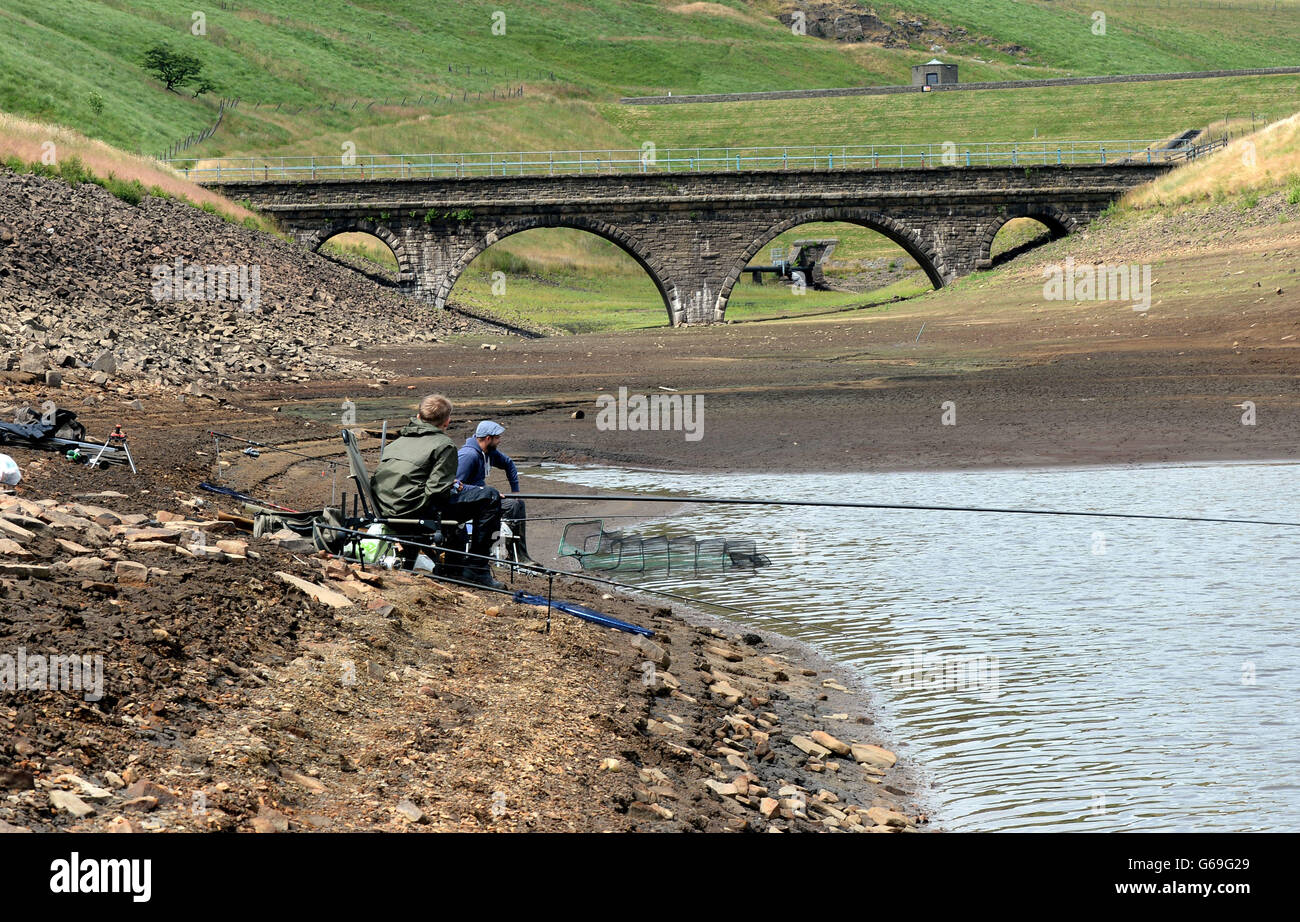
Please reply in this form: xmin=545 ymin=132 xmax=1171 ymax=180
xmin=3 ymin=0 xmax=1297 ymax=160
xmin=878 ymin=0 xmax=1300 ymax=75
xmin=607 ymin=75 xmax=1297 ymax=150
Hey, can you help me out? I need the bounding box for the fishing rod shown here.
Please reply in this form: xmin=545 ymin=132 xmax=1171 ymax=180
xmin=199 ymin=481 xmax=302 ymax=514
xmin=210 ymin=429 xmax=343 ymax=504
xmin=510 ymin=493 xmax=1300 ymax=529
xmin=311 ymin=521 xmax=760 ymax=618
xmin=196 ymin=476 xmax=734 ymax=610
xmin=208 ymin=431 xmax=346 ymax=469
xmin=509 ymin=513 xmax=685 ymax=523
xmin=310 ymin=523 xmax=655 ymax=635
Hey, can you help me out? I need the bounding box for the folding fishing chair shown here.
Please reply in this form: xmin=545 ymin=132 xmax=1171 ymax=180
xmin=337 ymin=429 xmax=470 ymax=573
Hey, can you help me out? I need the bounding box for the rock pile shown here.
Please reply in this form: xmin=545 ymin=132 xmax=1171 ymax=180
xmin=0 ymin=169 xmax=494 ymax=389
xmin=775 ymin=4 xmax=1027 ymax=56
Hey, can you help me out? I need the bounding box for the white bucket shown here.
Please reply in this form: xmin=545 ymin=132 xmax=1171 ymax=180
xmin=0 ymin=453 xmax=21 ymax=486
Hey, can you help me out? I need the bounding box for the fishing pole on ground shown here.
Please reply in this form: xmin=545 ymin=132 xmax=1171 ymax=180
xmin=508 ymin=492 xmax=1300 ymax=529
xmin=310 ymin=520 xmax=758 ymax=628
xmin=209 ymin=430 xmax=345 ymax=504
xmin=198 ymin=481 xmax=302 ymax=514
xmin=503 ymin=513 xmax=690 ymax=523
xmin=315 ymin=519 xmax=751 ymax=616
xmin=310 ymin=522 xmax=653 ymax=636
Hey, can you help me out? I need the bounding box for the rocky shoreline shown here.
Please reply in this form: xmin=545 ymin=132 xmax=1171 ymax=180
xmin=0 ymin=395 xmax=927 ymax=833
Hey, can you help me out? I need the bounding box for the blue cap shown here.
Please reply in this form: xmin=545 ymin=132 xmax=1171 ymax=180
xmin=475 ymin=420 xmax=505 ymax=438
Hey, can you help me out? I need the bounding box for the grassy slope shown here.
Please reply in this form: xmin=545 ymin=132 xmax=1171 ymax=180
xmin=0 ymin=112 xmax=265 ymax=224
xmin=3 ymin=0 xmax=1298 ymax=159
xmin=878 ymin=0 xmax=1300 ymax=74
xmin=607 ymin=75 xmax=1298 ymax=149
xmin=1126 ymin=112 xmax=1300 ymax=206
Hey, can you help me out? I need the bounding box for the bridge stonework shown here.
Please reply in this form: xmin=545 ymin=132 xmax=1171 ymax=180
xmin=209 ymin=164 xmax=1169 ymax=325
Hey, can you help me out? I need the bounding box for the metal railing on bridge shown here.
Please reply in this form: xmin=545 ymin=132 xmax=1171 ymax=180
xmin=164 ymin=137 xmax=1228 ymax=182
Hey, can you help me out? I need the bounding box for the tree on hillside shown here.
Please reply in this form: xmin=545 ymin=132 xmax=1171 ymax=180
xmin=142 ymin=43 xmax=215 ymax=97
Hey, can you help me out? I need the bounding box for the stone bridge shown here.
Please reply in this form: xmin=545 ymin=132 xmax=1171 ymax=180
xmin=208 ymin=164 xmax=1171 ymax=325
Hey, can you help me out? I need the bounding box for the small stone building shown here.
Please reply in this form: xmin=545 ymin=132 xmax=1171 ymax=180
xmin=911 ymin=59 xmax=959 ymax=87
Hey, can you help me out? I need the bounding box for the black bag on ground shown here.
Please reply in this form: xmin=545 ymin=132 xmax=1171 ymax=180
xmin=0 ymin=407 xmax=87 ymax=445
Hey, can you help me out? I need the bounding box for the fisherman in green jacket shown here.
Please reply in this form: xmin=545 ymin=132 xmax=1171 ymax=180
xmin=371 ymin=394 xmax=505 ymax=589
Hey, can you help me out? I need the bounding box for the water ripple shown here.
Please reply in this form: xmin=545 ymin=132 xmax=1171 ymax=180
xmin=535 ymin=461 xmax=1300 ymax=832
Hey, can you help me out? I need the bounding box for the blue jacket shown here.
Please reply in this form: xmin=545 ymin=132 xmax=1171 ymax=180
xmin=456 ymin=437 xmax=520 ymax=492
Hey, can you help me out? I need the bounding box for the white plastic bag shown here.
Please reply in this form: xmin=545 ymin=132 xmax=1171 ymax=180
xmin=0 ymin=453 xmax=20 ymax=486
xmin=358 ymin=522 xmax=393 ymax=564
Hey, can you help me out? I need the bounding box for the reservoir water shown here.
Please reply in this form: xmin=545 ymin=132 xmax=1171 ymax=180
xmin=530 ymin=461 xmax=1300 ymax=832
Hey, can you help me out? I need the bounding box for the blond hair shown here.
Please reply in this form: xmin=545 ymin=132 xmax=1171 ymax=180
xmin=418 ymin=394 xmax=452 ymax=425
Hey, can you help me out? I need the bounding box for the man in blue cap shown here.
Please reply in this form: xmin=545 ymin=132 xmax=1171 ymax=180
xmin=457 ymin=419 xmax=536 ymax=565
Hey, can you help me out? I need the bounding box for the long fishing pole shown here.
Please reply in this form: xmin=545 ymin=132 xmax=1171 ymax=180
xmin=511 ymin=493 xmax=1300 ymax=529
xmin=208 ymin=430 xmax=346 ymax=469
xmin=312 ymin=521 xmax=760 ymax=617
xmin=199 ymin=481 xmax=301 ymax=514
xmin=309 ymin=543 xmax=651 ymax=635
xmin=512 ymin=513 xmax=687 ymax=523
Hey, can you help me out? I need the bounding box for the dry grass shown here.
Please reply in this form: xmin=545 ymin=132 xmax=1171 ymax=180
xmin=1125 ymin=111 xmax=1300 ymax=209
xmin=0 ymin=112 xmax=262 ymax=224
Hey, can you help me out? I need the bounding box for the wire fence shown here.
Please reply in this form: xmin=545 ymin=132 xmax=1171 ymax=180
xmin=159 ymin=97 xmax=238 ymax=161
xmin=165 ymin=136 xmax=1231 ymax=182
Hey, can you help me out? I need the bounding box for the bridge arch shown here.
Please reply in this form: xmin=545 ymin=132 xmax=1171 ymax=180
xmin=434 ymin=215 xmax=677 ymax=322
xmin=975 ymin=205 xmax=1076 ymax=268
xmin=717 ymin=208 xmax=947 ymax=321
xmin=303 ymin=220 xmax=418 ymax=288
